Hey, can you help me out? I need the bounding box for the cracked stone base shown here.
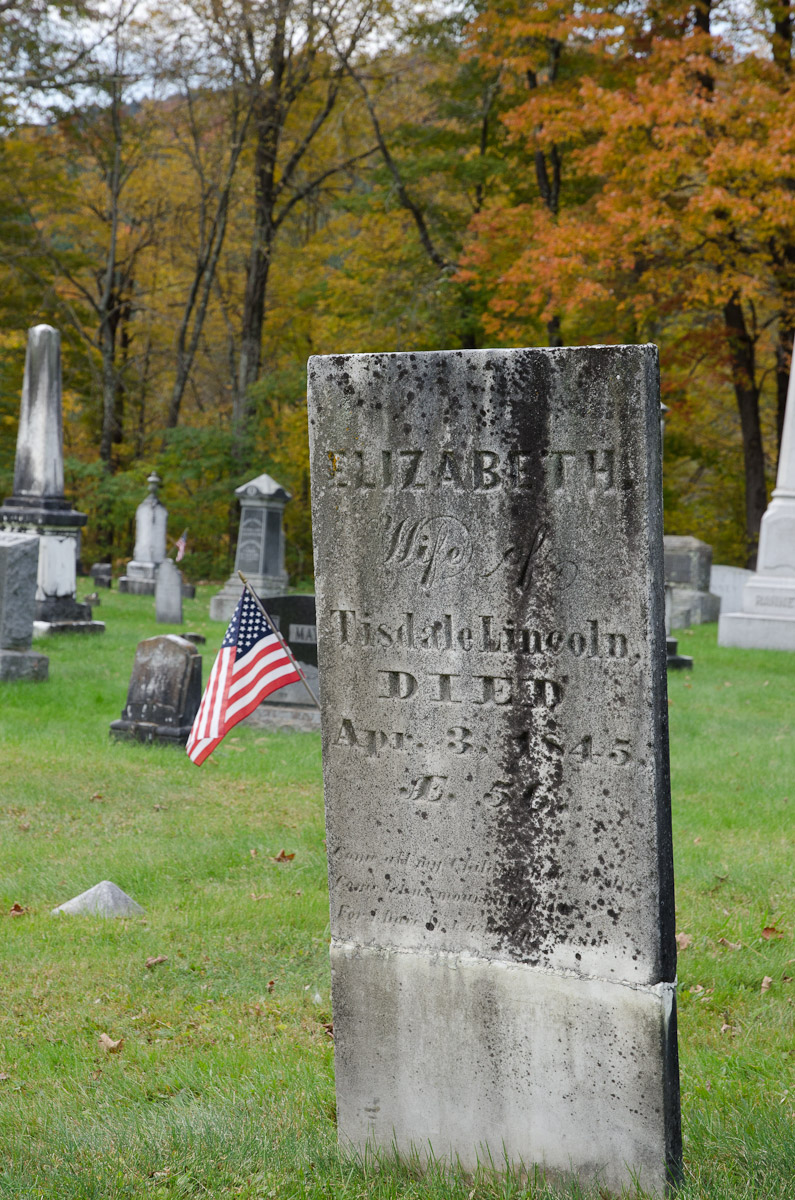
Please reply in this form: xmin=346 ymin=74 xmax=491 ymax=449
xmin=331 ymin=943 xmax=681 ymax=1198
xmin=0 ymin=648 xmax=49 ymax=681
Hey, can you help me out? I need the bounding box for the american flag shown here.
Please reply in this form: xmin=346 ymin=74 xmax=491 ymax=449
xmin=186 ymin=587 xmax=302 ymax=765
xmin=175 ymin=529 xmax=188 ymax=563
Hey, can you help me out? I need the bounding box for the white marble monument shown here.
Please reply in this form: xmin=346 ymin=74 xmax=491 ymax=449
xmin=719 ymin=337 xmax=795 ymax=650
xmin=118 ymin=472 xmax=168 ymax=595
xmin=210 ymin=473 xmax=290 ymax=621
xmin=0 ymin=326 xmax=103 ymax=634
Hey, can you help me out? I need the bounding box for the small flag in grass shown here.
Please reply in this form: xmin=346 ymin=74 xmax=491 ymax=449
xmin=186 ymin=586 xmax=302 ymax=765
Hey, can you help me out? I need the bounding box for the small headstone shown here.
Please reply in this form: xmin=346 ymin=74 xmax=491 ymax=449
xmin=90 ymin=562 xmax=112 ymax=589
xmin=0 ymin=326 xmax=104 ymax=633
xmin=110 ymin=634 xmax=201 ymax=745
xmin=720 ymin=342 xmax=795 ymax=650
xmin=242 ymin=593 xmax=319 ymax=731
xmin=663 ymin=535 xmax=720 ymax=627
xmin=155 ymin=559 xmax=183 ymax=624
xmin=51 ymin=880 xmax=144 ymax=917
xmin=209 ymin=473 xmax=290 ymax=621
xmin=0 ymin=531 xmax=49 ymax=681
xmin=182 ymin=631 xmax=206 ymax=645
xmin=308 ymin=346 xmax=681 ymax=1196
xmin=118 ymin=473 xmax=168 ymax=594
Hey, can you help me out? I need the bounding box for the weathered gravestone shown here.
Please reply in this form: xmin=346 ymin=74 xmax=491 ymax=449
xmin=155 ymin=558 xmax=183 ymax=624
xmin=663 ymin=535 xmax=720 ymax=627
xmin=210 ymin=473 xmax=290 ymax=621
xmin=0 ymin=531 xmax=49 ymax=681
xmin=242 ymin=593 xmax=319 ymax=731
xmin=118 ymin=473 xmax=168 ymax=595
xmin=0 ymin=325 xmax=103 ymax=633
xmin=110 ymin=634 xmax=201 ymax=745
xmin=90 ymin=562 xmax=112 ymax=589
xmin=308 ymin=347 xmax=681 ymax=1197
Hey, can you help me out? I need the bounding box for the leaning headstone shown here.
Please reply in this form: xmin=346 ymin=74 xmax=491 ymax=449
xmin=0 ymin=532 xmax=49 ymax=681
xmin=209 ymin=473 xmax=290 ymax=621
xmin=51 ymin=880 xmax=144 ymax=917
xmin=155 ymin=558 xmax=183 ymax=624
xmin=0 ymin=326 xmax=104 ymax=634
xmin=110 ymin=634 xmax=201 ymax=745
xmin=664 ymin=535 xmax=720 ymax=627
xmin=242 ymin=593 xmax=319 ymax=731
xmin=308 ymin=347 xmax=681 ymax=1196
xmin=118 ymin=472 xmax=168 ymax=595
xmin=719 ymin=344 xmax=795 ymax=649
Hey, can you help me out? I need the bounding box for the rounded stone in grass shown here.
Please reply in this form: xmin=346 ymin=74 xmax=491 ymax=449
xmin=51 ymin=880 xmax=144 ymax=917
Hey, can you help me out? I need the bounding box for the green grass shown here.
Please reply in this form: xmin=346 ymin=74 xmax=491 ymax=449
xmin=0 ymin=594 xmax=793 ymax=1198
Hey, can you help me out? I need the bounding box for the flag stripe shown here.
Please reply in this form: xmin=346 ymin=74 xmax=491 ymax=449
xmin=225 ymin=661 xmax=300 ymax=721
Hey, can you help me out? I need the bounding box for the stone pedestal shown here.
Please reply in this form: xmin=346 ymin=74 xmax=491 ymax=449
xmin=0 ymin=326 xmax=103 ymax=634
xmin=720 ymin=337 xmax=795 ymax=651
xmin=0 ymin=531 xmax=48 ymax=681
xmin=210 ymin=473 xmax=290 ymax=622
xmin=110 ymin=635 xmax=202 ymax=745
xmin=664 ymin=535 xmax=720 ymax=626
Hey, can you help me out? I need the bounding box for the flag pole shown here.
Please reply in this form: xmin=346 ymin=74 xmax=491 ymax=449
xmin=237 ymin=571 xmax=321 ymax=710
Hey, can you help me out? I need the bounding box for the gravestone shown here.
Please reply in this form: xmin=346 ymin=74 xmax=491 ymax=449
xmin=308 ymin=346 xmax=681 ymax=1197
xmin=720 ymin=338 xmax=795 ymax=650
xmin=110 ymin=634 xmax=201 ymax=745
xmin=155 ymin=558 xmax=183 ymax=624
xmin=209 ymin=473 xmax=290 ymax=621
xmin=710 ymin=565 xmax=752 ymax=617
xmin=663 ymin=535 xmax=720 ymax=627
xmin=0 ymin=325 xmax=104 ymax=634
xmin=90 ymin=562 xmax=112 ymax=589
xmin=52 ymin=880 xmax=144 ymax=917
xmin=242 ymin=593 xmax=319 ymax=731
xmin=0 ymin=532 xmax=49 ymax=681
xmin=118 ymin=473 xmax=168 ymax=595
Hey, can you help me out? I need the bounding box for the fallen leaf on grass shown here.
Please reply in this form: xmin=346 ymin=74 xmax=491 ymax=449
xmin=322 ymin=1023 xmax=333 ymax=1038
xmin=17 ymin=822 xmax=30 ymax=832
xmin=272 ymin=849 xmax=295 ymax=863
xmin=761 ymin=976 xmax=774 ymax=995
xmin=9 ymin=903 xmax=27 ymax=917
xmin=153 ymin=804 xmax=165 ymax=812
xmin=0 ymin=1073 xmax=10 ymax=1082
xmin=718 ymin=937 xmax=742 ymax=951
xmin=249 ymin=849 xmax=258 ymax=858
xmin=90 ymin=792 xmax=103 ymax=801
xmin=98 ymin=1033 xmax=123 ymax=1053
xmin=762 ymin=926 xmax=784 ymax=941
xmin=145 ymin=956 xmax=168 ymax=970
xmin=689 ymin=984 xmax=704 ymax=994
xmin=676 ymin=933 xmax=693 ymax=951
xmin=693 ymin=836 xmax=701 ymax=844
xmin=267 ymin=979 xmax=277 ymax=993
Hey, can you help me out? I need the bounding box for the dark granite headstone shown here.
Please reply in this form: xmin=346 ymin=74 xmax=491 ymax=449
xmin=110 ymin=635 xmax=201 ymax=745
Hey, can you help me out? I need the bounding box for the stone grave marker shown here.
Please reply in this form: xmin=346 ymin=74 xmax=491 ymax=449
xmin=308 ymin=346 xmax=681 ymax=1197
xmin=155 ymin=558 xmax=183 ymax=624
xmin=52 ymin=880 xmax=144 ymax=917
xmin=118 ymin=472 xmax=168 ymax=595
xmin=210 ymin=473 xmax=290 ymax=621
xmin=0 ymin=325 xmax=103 ymax=633
xmin=110 ymin=634 xmax=201 ymax=745
xmin=90 ymin=562 xmax=112 ymax=589
xmin=720 ymin=333 xmax=795 ymax=651
xmin=0 ymin=531 xmax=49 ymax=681
xmin=663 ymin=535 xmax=720 ymax=627
xmin=242 ymin=593 xmax=319 ymax=731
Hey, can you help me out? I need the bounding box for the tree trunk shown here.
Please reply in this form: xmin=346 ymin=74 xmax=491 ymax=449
xmin=776 ymin=313 xmax=794 ymax=459
xmin=723 ymin=294 xmax=768 ymax=567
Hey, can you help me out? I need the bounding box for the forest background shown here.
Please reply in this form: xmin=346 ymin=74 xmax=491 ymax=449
xmin=0 ymin=0 xmax=793 ymax=582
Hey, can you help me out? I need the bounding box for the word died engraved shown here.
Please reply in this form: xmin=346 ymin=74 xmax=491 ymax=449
xmin=333 ymin=609 xmax=630 ymax=662
xmin=326 ymin=447 xmax=619 ymax=495
xmin=377 ymin=669 xmax=564 ymax=708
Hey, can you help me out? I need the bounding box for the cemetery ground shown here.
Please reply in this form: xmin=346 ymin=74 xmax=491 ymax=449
xmin=0 ymin=590 xmax=793 ymax=1200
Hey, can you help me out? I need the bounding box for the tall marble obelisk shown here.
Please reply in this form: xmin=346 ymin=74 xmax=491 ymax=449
xmin=0 ymin=325 xmax=104 ymax=632
xmin=719 ymin=335 xmax=795 ymax=650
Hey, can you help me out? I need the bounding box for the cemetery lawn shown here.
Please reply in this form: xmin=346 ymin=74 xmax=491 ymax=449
xmin=0 ymin=595 xmax=793 ymax=1200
